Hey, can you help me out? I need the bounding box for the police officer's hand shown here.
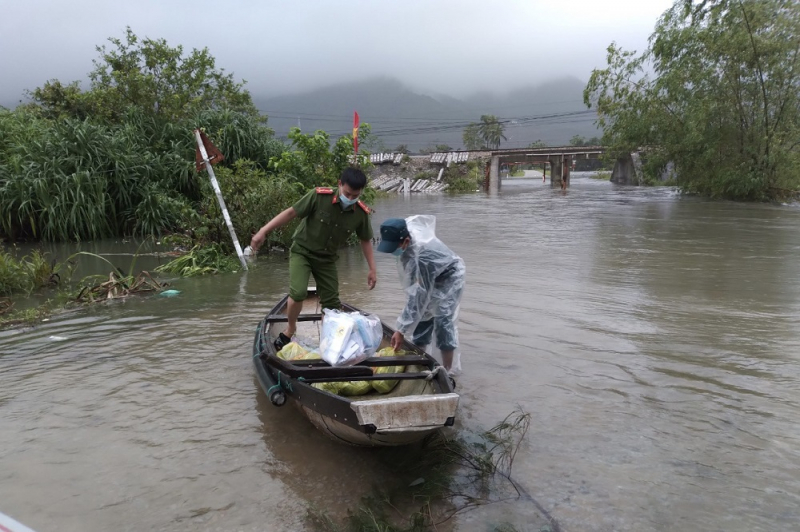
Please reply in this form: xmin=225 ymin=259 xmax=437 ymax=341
xmin=250 ymin=230 xmax=267 ymax=252
xmin=367 ymin=269 xmax=377 ymax=290
xmin=391 ymin=331 xmax=403 ymax=350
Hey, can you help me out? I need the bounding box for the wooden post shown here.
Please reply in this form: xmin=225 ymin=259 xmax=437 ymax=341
xmin=194 ymin=129 xmax=248 ymax=271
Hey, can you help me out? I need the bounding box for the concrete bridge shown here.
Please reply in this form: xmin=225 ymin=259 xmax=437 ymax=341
xmin=369 ymin=146 xmax=649 ymax=194
xmin=484 ymin=145 xmax=606 ymax=192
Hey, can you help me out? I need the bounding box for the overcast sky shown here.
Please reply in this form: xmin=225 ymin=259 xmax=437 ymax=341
xmin=1 ymin=0 xmax=676 ymax=107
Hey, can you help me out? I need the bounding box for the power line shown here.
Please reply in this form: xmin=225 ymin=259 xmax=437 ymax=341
xmin=258 ymin=97 xmax=590 ymax=122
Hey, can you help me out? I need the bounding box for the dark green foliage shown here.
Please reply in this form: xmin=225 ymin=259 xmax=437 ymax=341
xmin=443 ymin=161 xmax=483 ymax=192
xmin=28 ymin=27 xmax=258 ymax=123
xmin=585 ymin=0 xmax=800 ymax=200
xmin=195 ymin=108 xmax=284 ymax=169
xmin=200 ymin=160 xmax=305 ymax=249
xmin=0 ymin=101 xmax=283 ymax=242
xmin=462 ymin=116 xmax=507 ymax=150
xmin=269 ymin=126 xmax=373 ymax=190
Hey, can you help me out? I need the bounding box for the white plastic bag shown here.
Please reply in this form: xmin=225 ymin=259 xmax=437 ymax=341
xmin=352 ymin=313 xmax=383 ymax=356
xmin=319 ymin=309 xmax=367 ymax=366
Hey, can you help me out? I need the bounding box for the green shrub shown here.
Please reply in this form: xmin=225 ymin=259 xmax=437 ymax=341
xmin=442 ymin=161 xmax=482 ymax=193
xmin=0 ymin=249 xmax=60 ymax=296
xmin=200 ymin=159 xmax=305 ymax=249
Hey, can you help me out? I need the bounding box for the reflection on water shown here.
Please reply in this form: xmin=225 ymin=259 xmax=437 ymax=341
xmin=2 ymin=174 xmax=800 ymax=531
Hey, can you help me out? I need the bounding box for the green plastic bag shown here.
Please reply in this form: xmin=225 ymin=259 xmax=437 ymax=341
xmin=372 ymin=347 xmax=405 ymax=394
xmin=277 ymin=341 xmax=320 ymax=361
xmin=314 ymin=380 xmax=371 ymax=396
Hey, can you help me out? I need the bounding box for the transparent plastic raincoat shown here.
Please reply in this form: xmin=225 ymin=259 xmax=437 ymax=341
xmin=395 ymin=215 xmax=466 ymax=354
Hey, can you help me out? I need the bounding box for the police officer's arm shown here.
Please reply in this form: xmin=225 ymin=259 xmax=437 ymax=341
xmin=360 ymin=240 xmax=377 ymax=289
xmin=251 ymin=190 xmax=315 ymax=251
xmin=356 ymin=207 xmax=377 ymax=289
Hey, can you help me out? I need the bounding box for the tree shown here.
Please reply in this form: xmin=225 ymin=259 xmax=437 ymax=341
xmin=585 ymin=0 xmax=800 ymax=199
xmin=528 ymin=140 xmax=546 ymax=148
xmin=269 ymin=125 xmax=372 ymax=189
xmin=462 ymin=123 xmax=483 ymax=150
xmin=26 ymin=80 xmax=94 ymax=120
xmin=394 ymin=144 xmax=410 ymax=154
xmin=30 ymin=27 xmax=258 ymax=123
xmin=569 ymin=135 xmax=587 ymax=146
xmin=478 ymin=115 xmax=507 ymax=149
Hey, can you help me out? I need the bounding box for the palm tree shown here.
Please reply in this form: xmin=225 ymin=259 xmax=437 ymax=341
xmin=478 ymin=115 xmax=506 ymax=149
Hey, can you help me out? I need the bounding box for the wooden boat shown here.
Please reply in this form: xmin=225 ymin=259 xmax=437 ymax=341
xmin=252 ymin=289 xmax=459 ymax=446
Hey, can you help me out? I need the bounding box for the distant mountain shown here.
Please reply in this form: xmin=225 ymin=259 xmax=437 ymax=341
xmin=252 ymin=76 xmax=598 ymax=152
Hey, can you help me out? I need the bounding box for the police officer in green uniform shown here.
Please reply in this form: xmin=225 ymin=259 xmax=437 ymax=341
xmin=250 ymin=167 xmax=377 ymax=349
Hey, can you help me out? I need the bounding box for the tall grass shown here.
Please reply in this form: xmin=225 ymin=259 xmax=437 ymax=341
xmin=0 ymin=106 xmax=287 ymax=242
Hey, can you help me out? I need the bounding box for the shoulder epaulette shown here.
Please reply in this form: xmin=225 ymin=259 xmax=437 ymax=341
xmin=315 ymin=187 xmax=334 ymax=194
xmin=357 ymin=200 xmax=372 ymax=214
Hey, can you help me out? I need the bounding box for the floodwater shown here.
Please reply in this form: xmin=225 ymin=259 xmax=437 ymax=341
xmin=2 ymin=173 xmax=800 ymax=531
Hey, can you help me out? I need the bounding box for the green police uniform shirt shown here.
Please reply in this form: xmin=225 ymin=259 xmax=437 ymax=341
xmin=290 ymin=187 xmax=373 ymax=259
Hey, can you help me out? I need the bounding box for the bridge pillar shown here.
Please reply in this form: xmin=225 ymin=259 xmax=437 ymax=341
xmin=549 ymin=157 xmax=563 ymax=188
xmin=611 ymin=153 xmax=641 ymax=185
xmin=488 ymin=155 xmax=501 ymax=194
xmin=549 ymin=156 xmax=571 ymax=188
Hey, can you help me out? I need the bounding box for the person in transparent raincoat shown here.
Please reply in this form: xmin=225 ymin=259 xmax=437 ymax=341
xmin=376 ymin=215 xmax=465 ymax=372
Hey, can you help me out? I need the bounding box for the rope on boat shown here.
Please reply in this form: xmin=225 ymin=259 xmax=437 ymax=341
xmin=267 ymin=370 xmax=292 ymax=396
xmin=423 ymin=366 xmax=444 ymax=381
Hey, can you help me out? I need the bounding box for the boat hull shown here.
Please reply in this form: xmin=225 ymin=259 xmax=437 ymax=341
xmin=252 ymin=292 xmax=458 ymax=447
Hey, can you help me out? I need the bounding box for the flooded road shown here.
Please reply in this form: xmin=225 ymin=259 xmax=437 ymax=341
xmin=2 ymin=174 xmax=800 ymax=531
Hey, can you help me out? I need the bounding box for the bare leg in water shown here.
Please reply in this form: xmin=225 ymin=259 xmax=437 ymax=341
xmin=441 ymin=350 xmax=454 ymax=371
xmin=284 ymin=297 xmax=303 ymax=338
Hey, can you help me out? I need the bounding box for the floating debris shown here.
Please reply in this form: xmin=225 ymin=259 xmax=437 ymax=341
xmin=75 ymin=271 xmax=167 ymax=303
xmin=159 ymin=289 xmax=181 ymax=297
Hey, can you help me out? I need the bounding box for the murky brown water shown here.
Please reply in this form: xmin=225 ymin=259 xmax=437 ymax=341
xmin=2 ymin=174 xmax=800 ymax=531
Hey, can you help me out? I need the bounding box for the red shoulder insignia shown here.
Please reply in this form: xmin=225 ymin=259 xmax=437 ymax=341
xmin=357 ymin=200 xmax=372 ymax=214
xmin=315 ymin=187 xmax=334 ymax=194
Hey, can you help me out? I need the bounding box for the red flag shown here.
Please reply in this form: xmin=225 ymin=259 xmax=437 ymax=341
xmin=352 ymin=111 xmax=360 ymax=154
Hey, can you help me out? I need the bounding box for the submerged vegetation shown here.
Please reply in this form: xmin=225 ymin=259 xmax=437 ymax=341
xmin=0 ymin=247 xmax=173 ymax=330
xmin=0 ymin=248 xmax=62 ymax=296
xmin=309 ymin=409 xmax=559 ymax=532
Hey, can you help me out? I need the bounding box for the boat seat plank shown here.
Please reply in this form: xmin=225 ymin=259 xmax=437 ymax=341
xmin=298 ymin=373 xmax=434 ymax=383
xmin=265 ymin=357 xmax=373 ymax=379
xmin=286 ymin=356 xmax=432 ymax=368
xmin=266 ymin=313 xmax=324 ymax=323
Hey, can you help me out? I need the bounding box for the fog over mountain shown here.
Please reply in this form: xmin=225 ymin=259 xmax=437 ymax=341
xmin=255 ymin=76 xmax=596 ymax=150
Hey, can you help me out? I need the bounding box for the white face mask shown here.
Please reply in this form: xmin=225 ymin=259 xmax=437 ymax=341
xmin=339 ymin=194 xmax=358 ymax=207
